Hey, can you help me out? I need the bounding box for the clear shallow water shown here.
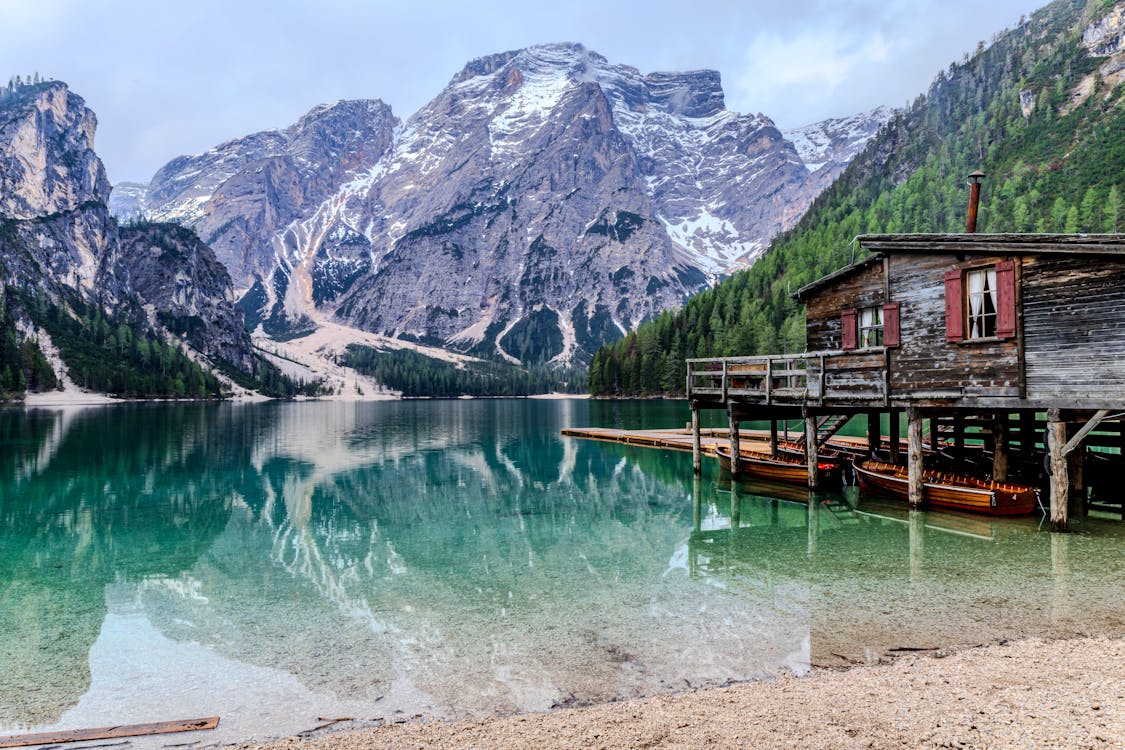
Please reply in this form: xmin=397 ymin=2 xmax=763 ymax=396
xmin=0 ymin=400 xmax=1121 ymax=745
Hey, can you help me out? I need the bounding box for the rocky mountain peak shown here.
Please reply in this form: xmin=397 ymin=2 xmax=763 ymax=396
xmin=0 ymin=80 xmax=109 ymax=219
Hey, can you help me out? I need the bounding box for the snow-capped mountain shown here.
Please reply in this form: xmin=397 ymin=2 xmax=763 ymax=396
xmin=120 ymin=43 xmax=888 ymax=366
xmin=782 ymin=105 xmax=895 ymax=175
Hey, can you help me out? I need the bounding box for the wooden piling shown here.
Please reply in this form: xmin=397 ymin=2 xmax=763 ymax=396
xmin=769 ymin=419 xmax=778 ymax=456
xmin=691 ymin=404 xmax=702 ymax=475
xmin=805 ymin=414 xmax=820 ymax=489
xmin=867 ymin=411 xmax=879 ymax=458
xmin=728 ymin=406 xmax=741 ymax=479
xmin=992 ymin=414 xmax=1009 ymax=482
xmin=889 ymin=409 xmax=901 ymax=465
xmin=1047 ymin=408 xmax=1069 ymax=532
xmin=907 ymin=406 xmax=924 ymax=508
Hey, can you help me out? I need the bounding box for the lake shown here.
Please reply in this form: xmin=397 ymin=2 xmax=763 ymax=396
xmin=1 ymin=399 xmax=1122 ymax=745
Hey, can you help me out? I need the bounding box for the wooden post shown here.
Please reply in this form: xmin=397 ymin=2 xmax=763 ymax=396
xmin=889 ymin=409 xmax=901 ymax=465
xmin=730 ymin=481 xmax=741 ymax=531
xmin=1069 ymin=442 xmax=1085 ymax=520
xmin=805 ymin=414 xmax=820 ymax=490
xmin=992 ymin=414 xmax=1009 ymax=482
xmin=692 ymin=475 xmax=702 ymax=534
xmin=907 ymin=407 xmax=924 ymax=508
xmin=1047 ymin=408 xmax=1069 ymax=532
xmin=807 ymin=494 xmax=819 ymax=556
xmin=908 ymin=508 xmax=925 ymax=583
xmin=728 ymin=406 xmax=741 ymax=480
xmin=691 ymin=404 xmax=702 ymax=476
xmin=769 ymin=419 xmax=778 ymax=456
xmin=867 ymin=411 xmax=879 ymax=458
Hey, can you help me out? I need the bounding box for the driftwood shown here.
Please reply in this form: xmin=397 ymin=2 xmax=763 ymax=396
xmin=0 ymin=718 xmax=219 ymax=749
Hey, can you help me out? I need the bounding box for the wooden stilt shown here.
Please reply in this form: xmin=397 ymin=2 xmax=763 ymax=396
xmin=867 ymin=411 xmax=879 ymax=458
xmin=992 ymin=414 xmax=1009 ymax=482
xmin=769 ymin=418 xmax=778 ymax=456
xmin=907 ymin=406 xmax=924 ymax=508
xmin=728 ymin=406 xmax=741 ymax=479
xmin=1069 ymin=442 xmax=1085 ymax=520
xmin=908 ymin=508 xmax=925 ymax=582
xmin=691 ymin=404 xmax=702 ymax=475
xmin=692 ymin=475 xmax=702 ymax=534
xmin=1047 ymin=408 xmax=1069 ymax=532
xmin=807 ymin=494 xmax=819 ymax=556
xmin=805 ymin=414 xmax=820 ymax=490
xmin=889 ymin=409 xmax=901 ymax=465
xmin=730 ymin=480 xmax=741 ymax=531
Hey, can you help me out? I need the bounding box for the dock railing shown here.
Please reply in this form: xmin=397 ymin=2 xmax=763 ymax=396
xmin=686 ymin=348 xmax=888 ymax=405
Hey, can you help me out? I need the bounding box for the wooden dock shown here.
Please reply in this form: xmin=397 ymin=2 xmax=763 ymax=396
xmin=560 ymin=426 xmax=870 ymax=458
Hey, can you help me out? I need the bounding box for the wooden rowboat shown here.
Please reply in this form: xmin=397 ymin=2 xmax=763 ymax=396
xmin=717 ymin=445 xmax=842 ymax=487
xmin=853 ymin=459 xmax=1038 ymax=516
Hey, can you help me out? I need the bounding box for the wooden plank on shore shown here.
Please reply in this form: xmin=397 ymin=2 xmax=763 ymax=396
xmin=0 ymin=717 xmax=220 ymax=748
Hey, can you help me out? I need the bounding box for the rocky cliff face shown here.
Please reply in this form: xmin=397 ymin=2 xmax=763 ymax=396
xmin=123 ymin=43 xmax=889 ymax=366
xmin=0 ymin=80 xmax=257 ymax=379
xmin=138 ymin=99 xmax=398 ymax=286
xmin=115 ymin=223 xmax=258 ymax=373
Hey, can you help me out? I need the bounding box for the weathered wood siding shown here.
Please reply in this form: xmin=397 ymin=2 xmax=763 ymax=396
xmin=886 ymin=254 xmax=1020 ymax=396
xmin=805 ymin=262 xmax=884 ymax=352
xmin=1022 ymin=255 xmax=1125 ymax=400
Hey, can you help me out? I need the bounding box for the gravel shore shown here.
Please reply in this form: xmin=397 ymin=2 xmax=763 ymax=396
xmin=243 ymin=635 xmax=1123 ymax=749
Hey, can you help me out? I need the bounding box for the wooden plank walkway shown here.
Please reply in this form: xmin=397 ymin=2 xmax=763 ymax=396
xmin=560 ymin=427 xmax=872 ymax=457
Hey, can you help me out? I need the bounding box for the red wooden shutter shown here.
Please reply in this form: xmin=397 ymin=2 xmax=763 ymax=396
xmin=995 ymin=260 xmax=1016 ymax=339
xmin=841 ymin=309 xmax=857 ymax=350
xmin=944 ymin=269 xmax=964 ymax=342
xmin=882 ymin=302 xmax=901 ymax=347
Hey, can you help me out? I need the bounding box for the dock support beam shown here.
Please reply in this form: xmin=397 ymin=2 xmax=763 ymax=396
xmin=769 ymin=419 xmax=778 ymax=457
xmin=992 ymin=415 xmax=1009 ymax=482
xmin=867 ymin=411 xmax=879 ymax=458
xmin=1047 ymin=408 xmax=1069 ymax=532
xmin=728 ymin=406 xmax=741 ymax=480
xmin=889 ymin=409 xmax=901 ymax=465
xmin=805 ymin=413 xmax=820 ymax=490
xmin=907 ymin=406 xmax=924 ymax=508
xmin=691 ymin=404 xmax=702 ymax=476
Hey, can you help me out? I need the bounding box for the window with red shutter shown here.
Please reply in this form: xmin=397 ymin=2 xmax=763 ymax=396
xmin=944 ymin=269 xmax=964 ymax=342
xmin=995 ymin=260 xmax=1016 ymax=338
xmin=882 ymin=302 xmax=900 ymax=347
xmin=841 ymin=308 xmax=857 ymax=350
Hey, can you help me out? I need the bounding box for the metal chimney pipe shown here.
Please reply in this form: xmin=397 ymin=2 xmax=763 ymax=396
xmin=966 ymin=170 xmax=986 ymax=233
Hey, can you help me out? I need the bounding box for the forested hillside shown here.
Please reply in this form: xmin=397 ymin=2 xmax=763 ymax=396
xmin=590 ymin=0 xmax=1124 ymax=396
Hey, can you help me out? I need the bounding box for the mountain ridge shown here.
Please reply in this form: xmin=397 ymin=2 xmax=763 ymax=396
xmin=115 ymin=42 xmax=892 ymax=368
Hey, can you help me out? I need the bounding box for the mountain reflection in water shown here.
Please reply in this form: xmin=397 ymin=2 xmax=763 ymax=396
xmin=0 ymin=400 xmax=1120 ymax=743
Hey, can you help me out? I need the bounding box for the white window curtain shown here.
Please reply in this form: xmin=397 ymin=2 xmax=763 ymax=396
xmin=968 ymin=270 xmax=985 ymax=338
xmin=986 ymin=268 xmax=997 ymax=312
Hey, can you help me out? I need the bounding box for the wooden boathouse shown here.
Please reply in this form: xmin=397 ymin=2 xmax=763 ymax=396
xmin=686 ymin=232 xmax=1125 ymax=531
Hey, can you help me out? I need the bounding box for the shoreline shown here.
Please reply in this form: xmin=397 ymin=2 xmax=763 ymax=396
xmin=242 ymin=634 xmax=1124 ymax=750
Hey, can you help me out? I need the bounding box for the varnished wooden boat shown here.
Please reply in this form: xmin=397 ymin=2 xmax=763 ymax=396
xmin=717 ymin=445 xmax=842 ymax=487
xmin=853 ymin=459 xmax=1038 ymax=516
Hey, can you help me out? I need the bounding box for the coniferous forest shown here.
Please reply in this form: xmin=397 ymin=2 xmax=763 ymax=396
xmin=340 ymin=345 xmax=586 ymax=398
xmin=590 ymin=0 xmax=1123 ymax=397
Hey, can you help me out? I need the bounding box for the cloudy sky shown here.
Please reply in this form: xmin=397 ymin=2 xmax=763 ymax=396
xmin=1 ymin=0 xmax=1045 ymax=184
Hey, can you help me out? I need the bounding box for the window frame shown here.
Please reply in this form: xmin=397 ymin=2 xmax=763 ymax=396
xmin=857 ymin=304 xmax=884 ymax=349
xmin=963 ymin=265 xmax=998 ymax=340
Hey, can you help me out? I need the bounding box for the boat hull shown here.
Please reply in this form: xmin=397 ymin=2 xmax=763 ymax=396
xmin=854 ymin=460 xmax=1037 ymax=516
xmin=717 ymin=446 xmax=841 ymax=487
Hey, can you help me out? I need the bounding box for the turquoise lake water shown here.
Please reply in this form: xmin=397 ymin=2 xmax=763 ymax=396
xmin=0 ymin=399 xmax=1121 ymax=745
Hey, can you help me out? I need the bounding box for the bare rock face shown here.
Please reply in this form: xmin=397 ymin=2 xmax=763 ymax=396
xmin=141 ymin=99 xmax=398 ymax=286
xmin=0 ymin=80 xmax=256 ymax=378
xmin=116 ymin=223 xmax=257 ymax=374
xmin=126 ymin=44 xmax=889 ymax=366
